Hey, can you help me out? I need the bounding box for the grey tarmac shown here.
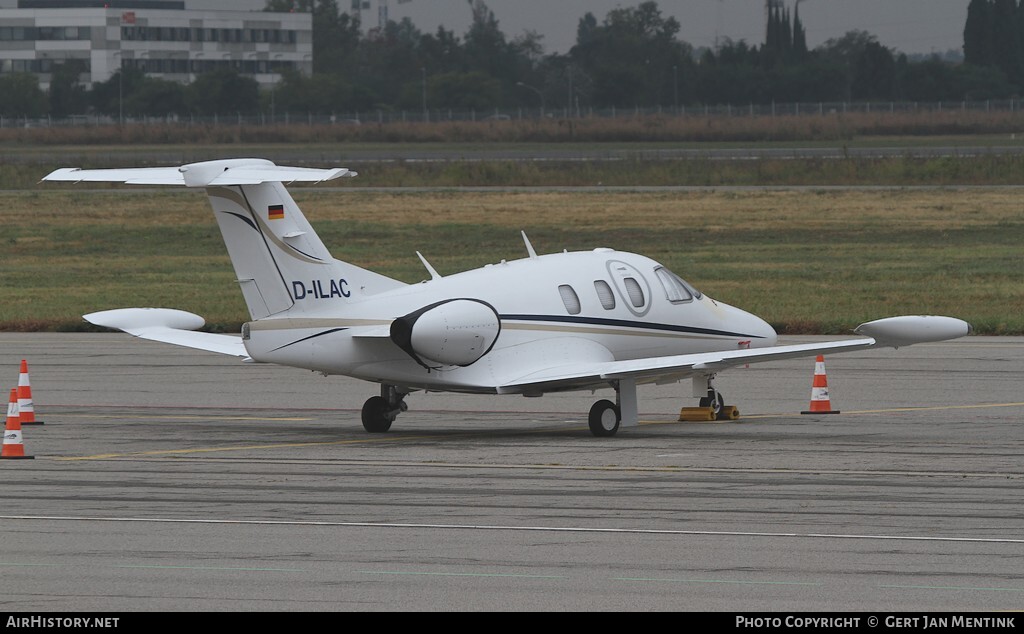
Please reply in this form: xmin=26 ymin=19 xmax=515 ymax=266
xmin=0 ymin=333 xmax=1020 ymax=611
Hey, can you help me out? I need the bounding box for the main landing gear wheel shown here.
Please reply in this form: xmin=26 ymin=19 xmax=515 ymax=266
xmin=588 ymin=399 xmax=621 ymax=437
xmin=361 ymin=396 xmax=394 ymax=433
xmin=361 ymin=385 xmax=408 ymax=433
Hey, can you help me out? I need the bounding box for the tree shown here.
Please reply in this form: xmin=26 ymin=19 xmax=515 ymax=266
xmin=351 ymin=17 xmax=426 ymax=108
xmin=403 ymin=71 xmax=500 ymax=110
xmin=265 ymin=0 xmax=361 ymax=76
xmin=463 ymin=0 xmax=521 ymax=100
xmin=792 ymin=4 xmax=808 ymax=60
xmin=852 ymin=40 xmax=896 ymax=100
xmin=48 ymin=60 xmax=88 ymax=117
xmin=186 ymin=70 xmax=259 ymax=115
xmin=991 ymin=0 xmax=1023 ymax=84
xmin=964 ymin=0 xmax=995 ymax=66
xmin=0 ymin=73 xmax=47 ymax=117
xmin=125 ymin=78 xmax=186 ymax=117
xmin=817 ymin=30 xmax=881 ymax=101
xmin=763 ymin=2 xmax=794 ymax=66
xmin=90 ymin=67 xmax=147 ymax=117
xmin=418 ymin=26 xmax=464 ymax=76
xmin=570 ymin=1 xmax=693 ymax=107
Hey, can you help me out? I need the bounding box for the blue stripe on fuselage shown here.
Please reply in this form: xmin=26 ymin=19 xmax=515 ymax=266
xmin=499 ymin=314 xmax=766 ymax=339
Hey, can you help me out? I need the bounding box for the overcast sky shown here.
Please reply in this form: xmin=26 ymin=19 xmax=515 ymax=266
xmin=215 ymin=0 xmax=969 ymax=55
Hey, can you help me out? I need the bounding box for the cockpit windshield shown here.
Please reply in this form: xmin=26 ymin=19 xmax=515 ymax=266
xmin=654 ymin=267 xmax=703 ymax=303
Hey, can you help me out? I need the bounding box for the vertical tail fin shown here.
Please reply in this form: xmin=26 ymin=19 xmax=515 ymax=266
xmin=43 ymin=159 xmax=406 ymax=320
xmin=209 ymin=181 xmax=404 ymax=319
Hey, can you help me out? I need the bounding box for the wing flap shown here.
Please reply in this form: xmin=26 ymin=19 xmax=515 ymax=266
xmin=121 ymin=327 xmax=248 ymax=358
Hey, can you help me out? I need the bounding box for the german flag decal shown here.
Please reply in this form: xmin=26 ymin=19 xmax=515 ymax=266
xmin=268 ymin=204 xmax=285 ymax=220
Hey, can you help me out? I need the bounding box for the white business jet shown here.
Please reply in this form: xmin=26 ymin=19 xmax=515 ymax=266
xmin=43 ymin=159 xmax=971 ymax=436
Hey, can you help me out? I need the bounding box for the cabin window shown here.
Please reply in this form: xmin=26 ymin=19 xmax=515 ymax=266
xmin=655 ymin=267 xmax=693 ymax=303
xmin=594 ymin=280 xmax=616 ymax=310
xmin=558 ymin=284 xmax=581 ymax=315
xmin=606 ymin=259 xmax=652 ymax=317
xmin=654 ymin=266 xmax=703 ymax=302
xmin=623 ymin=277 xmax=645 ymax=308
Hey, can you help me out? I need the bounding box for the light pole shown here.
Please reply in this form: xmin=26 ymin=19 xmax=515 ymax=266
xmin=271 ymin=54 xmax=283 ymax=122
xmin=421 ymin=66 xmax=427 ymax=122
xmin=567 ymin=67 xmax=572 ymax=117
xmin=673 ymin=65 xmax=678 ymax=114
xmin=192 ymin=52 xmax=204 ymax=81
xmin=112 ymin=50 xmax=123 ymax=126
xmin=516 ymin=81 xmax=544 ymax=118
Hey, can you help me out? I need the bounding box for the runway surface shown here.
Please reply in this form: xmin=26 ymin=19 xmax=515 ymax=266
xmin=18 ymin=142 xmax=1024 ymax=168
xmin=0 ymin=333 xmax=1021 ymax=611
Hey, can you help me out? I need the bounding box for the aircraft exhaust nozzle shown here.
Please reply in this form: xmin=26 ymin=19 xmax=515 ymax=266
xmin=390 ymin=299 xmax=501 ymax=369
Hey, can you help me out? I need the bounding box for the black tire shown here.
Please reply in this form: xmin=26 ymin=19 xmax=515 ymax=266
xmin=699 ymin=391 xmax=725 ymax=415
xmin=588 ymin=399 xmax=620 ymax=437
xmin=361 ymin=396 xmax=393 ymax=433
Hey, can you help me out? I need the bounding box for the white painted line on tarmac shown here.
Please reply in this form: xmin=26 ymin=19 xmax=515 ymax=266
xmin=1 ymin=514 xmax=1022 ymax=545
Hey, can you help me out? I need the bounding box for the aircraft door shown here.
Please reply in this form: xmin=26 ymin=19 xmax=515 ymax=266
xmin=606 ymin=260 xmax=652 ymax=317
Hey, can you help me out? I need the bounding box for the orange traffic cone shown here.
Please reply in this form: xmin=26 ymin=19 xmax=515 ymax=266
xmin=18 ymin=360 xmax=43 ymax=425
xmin=2 ymin=388 xmax=33 ymax=459
xmin=800 ymin=355 xmax=840 ymax=415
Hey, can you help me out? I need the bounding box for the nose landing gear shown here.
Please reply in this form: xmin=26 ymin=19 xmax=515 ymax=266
xmin=698 ymin=388 xmax=726 ymax=417
xmin=689 ymin=374 xmax=739 ymax=421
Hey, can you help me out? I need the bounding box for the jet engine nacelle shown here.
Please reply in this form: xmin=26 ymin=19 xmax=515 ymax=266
xmin=390 ymin=299 xmax=501 ymax=368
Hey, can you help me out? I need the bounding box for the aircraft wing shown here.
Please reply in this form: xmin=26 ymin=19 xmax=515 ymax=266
xmin=497 ymin=338 xmax=875 ymax=393
xmin=497 ymin=316 xmax=971 ymax=394
xmin=84 ymin=308 xmax=249 ymax=358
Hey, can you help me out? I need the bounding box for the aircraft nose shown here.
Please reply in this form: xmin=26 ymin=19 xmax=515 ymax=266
xmin=738 ymin=309 xmax=777 ymax=347
xmin=753 ymin=315 xmax=778 ymax=346
xmin=709 ymin=299 xmax=777 ymax=347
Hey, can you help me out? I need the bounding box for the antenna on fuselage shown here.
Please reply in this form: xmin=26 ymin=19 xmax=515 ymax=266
xmin=521 ymin=231 xmax=538 ymax=259
xmin=416 ymin=251 xmax=442 ymax=280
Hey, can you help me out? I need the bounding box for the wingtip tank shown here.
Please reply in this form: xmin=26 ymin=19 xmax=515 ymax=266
xmin=853 ymin=315 xmax=972 ymax=347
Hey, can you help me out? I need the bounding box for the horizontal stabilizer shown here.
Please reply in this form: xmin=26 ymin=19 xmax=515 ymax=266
xmin=84 ymin=308 xmax=249 ymax=358
xmin=43 ymin=158 xmax=356 ymax=188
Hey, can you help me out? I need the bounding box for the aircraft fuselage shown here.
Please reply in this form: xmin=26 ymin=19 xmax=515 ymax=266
xmin=242 ymin=249 xmax=778 ymax=393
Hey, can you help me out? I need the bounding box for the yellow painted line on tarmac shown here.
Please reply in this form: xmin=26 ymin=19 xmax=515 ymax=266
xmin=53 ymin=424 xmax=585 ymax=461
xmin=662 ymin=401 xmax=1024 ymax=424
xmin=53 ymin=435 xmax=427 ymax=461
xmin=48 ymin=413 xmax=584 ymax=461
xmin=58 ymin=413 xmax=315 ymax=422
xmin=840 ymin=402 xmax=1024 ymax=414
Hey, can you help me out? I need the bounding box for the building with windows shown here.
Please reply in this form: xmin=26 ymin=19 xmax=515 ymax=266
xmin=0 ymin=0 xmax=311 ymax=89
